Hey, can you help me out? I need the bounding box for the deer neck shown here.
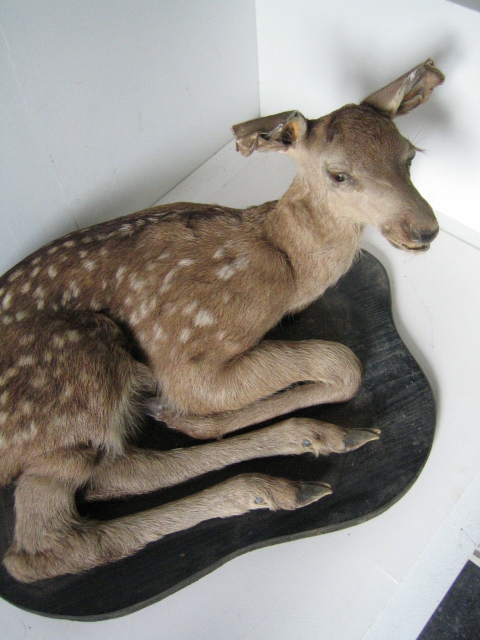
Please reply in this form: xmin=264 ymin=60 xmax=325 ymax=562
xmin=265 ymin=174 xmax=363 ymax=311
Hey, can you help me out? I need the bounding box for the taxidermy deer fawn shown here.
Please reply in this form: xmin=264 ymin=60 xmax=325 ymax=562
xmin=0 ymin=60 xmax=443 ymax=582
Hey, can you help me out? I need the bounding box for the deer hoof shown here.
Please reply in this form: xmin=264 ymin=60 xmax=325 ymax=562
xmin=344 ymin=428 xmax=381 ymax=452
xmin=294 ymin=481 xmax=332 ymax=507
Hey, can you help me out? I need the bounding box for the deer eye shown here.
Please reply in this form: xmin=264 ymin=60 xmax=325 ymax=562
xmin=328 ymin=171 xmax=349 ymax=184
xmin=406 ymin=151 xmax=416 ymax=168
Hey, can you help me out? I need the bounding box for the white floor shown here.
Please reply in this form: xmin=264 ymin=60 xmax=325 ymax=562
xmin=1 ymin=142 xmax=480 ymax=640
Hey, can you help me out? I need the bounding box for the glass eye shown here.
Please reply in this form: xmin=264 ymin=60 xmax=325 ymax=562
xmin=406 ymin=151 xmax=416 ymax=168
xmin=330 ymin=172 xmax=348 ymax=183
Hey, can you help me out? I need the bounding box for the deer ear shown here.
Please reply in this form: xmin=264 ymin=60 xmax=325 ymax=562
xmin=232 ymin=111 xmax=308 ymax=157
xmin=361 ymin=59 xmax=444 ymax=118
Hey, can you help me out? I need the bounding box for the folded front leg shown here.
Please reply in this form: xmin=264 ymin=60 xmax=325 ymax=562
xmin=150 ymin=339 xmax=362 ymax=439
xmin=84 ymin=418 xmax=378 ymax=501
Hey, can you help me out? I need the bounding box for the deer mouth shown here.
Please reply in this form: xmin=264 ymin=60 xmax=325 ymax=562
xmin=388 ymin=239 xmax=431 ymax=252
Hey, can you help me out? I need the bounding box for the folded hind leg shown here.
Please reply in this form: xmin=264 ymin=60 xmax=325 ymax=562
xmin=4 ymin=467 xmax=331 ymax=582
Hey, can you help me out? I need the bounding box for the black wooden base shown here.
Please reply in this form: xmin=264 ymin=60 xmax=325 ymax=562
xmin=0 ymin=250 xmax=436 ymax=619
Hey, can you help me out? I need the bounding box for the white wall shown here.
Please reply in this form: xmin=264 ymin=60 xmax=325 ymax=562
xmin=0 ymin=1 xmax=259 ymax=274
xmin=255 ymin=0 xmax=480 ymax=235
xmin=2 ymin=0 xmax=479 ymax=279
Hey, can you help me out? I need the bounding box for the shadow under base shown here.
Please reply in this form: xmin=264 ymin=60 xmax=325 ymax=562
xmin=0 ymin=250 xmax=436 ymax=619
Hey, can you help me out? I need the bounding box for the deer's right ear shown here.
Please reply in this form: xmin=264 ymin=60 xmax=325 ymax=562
xmin=232 ymin=111 xmax=308 ymax=157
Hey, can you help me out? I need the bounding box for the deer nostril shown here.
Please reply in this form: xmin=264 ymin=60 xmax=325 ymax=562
xmin=410 ymin=224 xmax=439 ymax=244
xmin=420 ymin=226 xmax=439 ymax=243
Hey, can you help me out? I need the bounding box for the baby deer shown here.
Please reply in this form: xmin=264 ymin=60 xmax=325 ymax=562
xmin=0 ymin=60 xmax=443 ymax=582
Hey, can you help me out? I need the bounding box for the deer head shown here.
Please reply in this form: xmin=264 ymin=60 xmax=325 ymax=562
xmin=233 ymin=59 xmax=444 ymax=252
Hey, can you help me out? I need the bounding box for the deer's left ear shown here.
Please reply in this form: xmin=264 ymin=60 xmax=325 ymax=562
xmin=232 ymin=111 xmax=308 ymax=157
xmin=361 ymin=59 xmax=444 ymax=118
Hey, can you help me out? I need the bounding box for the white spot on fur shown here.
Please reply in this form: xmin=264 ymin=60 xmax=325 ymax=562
xmin=139 ymin=301 xmax=149 ymax=319
xmin=160 ymin=268 xmax=178 ymax=294
xmin=217 ymin=330 xmax=227 ymax=340
xmin=130 ymin=311 xmax=140 ymax=325
xmin=179 ymin=328 xmax=191 ymax=343
xmin=9 ymin=269 xmax=23 ymax=282
xmin=217 ymin=256 xmax=250 ymax=281
xmin=120 ymin=224 xmax=133 ymax=236
xmin=62 ymin=281 xmax=81 ymax=306
xmin=2 ymin=291 xmax=13 ymax=310
xmin=0 ymin=367 xmax=18 ymax=385
xmin=84 ymin=259 xmax=96 ymax=272
xmin=43 ymin=352 xmax=53 ymax=363
xmin=19 ymin=335 xmax=35 ymax=346
xmin=153 ymin=323 xmax=166 ymax=341
xmin=18 ymin=355 xmax=35 ymax=367
xmin=21 ymin=401 xmax=33 ymax=415
xmin=234 ymin=256 xmax=250 ymax=271
xmin=37 ymin=300 xmax=45 ymax=310
xmin=16 ymin=311 xmax=29 ymax=321
xmin=33 ymin=286 xmax=45 ymax=300
xmin=194 ymin=309 xmax=215 ymax=327
xmin=63 ymin=240 xmax=75 ymax=247
xmin=182 ymin=301 xmax=198 ymax=316
xmin=130 ymin=276 xmax=145 ymax=292
xmin=32 ymin=372 xmax=46 ymax=389
xmin=66 ymin=330 xmax=80 ymax=342
xmin=0 ymin=391 xmax=8 ymax=406
xmin=178 ymin=258 xmax=195 ymax=267
xmin=48 ymin=246 xmax=59 ymax=254
xmin=21 ymin=281 xmax=31 ymax=294
xmin=213 ymin=247 xmax=225 ymax=260
xmin=32 ymin=257 xmax=41 ymax=265
xmin=116 ymin=266 xmax=126 ymax=282
xmin=0 ymin=412 xmax=7 ymax=426
xmin=53 ymin=335 xmax=66 ymax=348
xmin=2 ymin=315 xmax=12 ymax=325
xmin=48 ymin=265 xmax=58 ymax=279
xmin=14 ymin=421 xmax=37 ymax=443
xmin=217 ymin=264 xmax=235 ymax=280
xmin=30 ymin=266 xmax=40 ymax=278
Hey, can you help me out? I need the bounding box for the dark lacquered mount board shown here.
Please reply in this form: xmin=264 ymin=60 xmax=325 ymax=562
xmin=0 ymin=250 xmax=436 ymax=620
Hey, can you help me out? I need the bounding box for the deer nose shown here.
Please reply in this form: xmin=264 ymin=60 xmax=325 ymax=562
xmin=410 ymin=224 xmax=439 ymax=244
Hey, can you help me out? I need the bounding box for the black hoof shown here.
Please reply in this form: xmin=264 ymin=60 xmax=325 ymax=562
xmin=295 ymin=482 xmax=332 ymax=507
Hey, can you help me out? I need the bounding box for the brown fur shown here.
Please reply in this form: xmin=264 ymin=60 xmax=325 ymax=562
xmin=0 ymin=60 xmax=443 ymax=582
